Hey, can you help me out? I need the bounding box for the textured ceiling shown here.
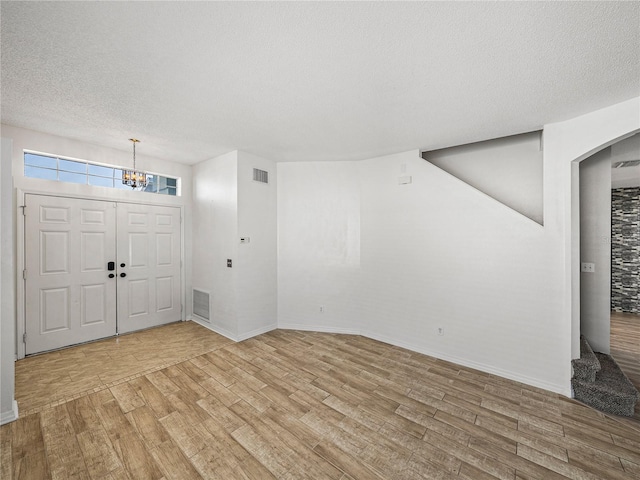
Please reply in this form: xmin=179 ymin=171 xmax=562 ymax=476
xmin=2 ymin=1 xmax=639 ymax=165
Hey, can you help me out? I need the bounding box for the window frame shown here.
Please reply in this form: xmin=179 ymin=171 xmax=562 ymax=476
xmin=23 ymin=150 xmax=180 ymax=196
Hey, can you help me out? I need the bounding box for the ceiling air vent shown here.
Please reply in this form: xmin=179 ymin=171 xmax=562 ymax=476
xmin=253 ymin=168 xmax=269 ymax=184
xmin=612 ymin=160 xmax=640 ymax=168
xmin=193 ymin=288 xmax=210 ymax=322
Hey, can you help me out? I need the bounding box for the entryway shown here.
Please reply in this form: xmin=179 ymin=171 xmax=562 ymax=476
xmin=24 ymin=194 xmax=181 ymax=355
xmin=14 ymin=321 xmax=231 ymax=415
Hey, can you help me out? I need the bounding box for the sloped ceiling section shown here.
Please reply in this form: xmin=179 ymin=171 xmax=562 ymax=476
xmin=423 ymin=132 xmax=543 ymax=224
xmin=1 ymin=2 xmax=639 ymax=164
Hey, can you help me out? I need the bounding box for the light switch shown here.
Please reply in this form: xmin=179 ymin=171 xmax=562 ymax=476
xmin=581 ymin=262 xmax=595 ymax=273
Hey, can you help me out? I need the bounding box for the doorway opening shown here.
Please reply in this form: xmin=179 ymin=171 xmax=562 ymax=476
xmin=23 ymin=194 xmax=182 ymax=355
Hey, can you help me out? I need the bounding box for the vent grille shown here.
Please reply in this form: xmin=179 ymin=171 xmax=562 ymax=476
xmin=253 ymin=168 xmax=269 ymax=184
xmin=193 ymin=289 xmax=210 ymax=321
xmin=613 ymin=160 xmax=640 ymax=168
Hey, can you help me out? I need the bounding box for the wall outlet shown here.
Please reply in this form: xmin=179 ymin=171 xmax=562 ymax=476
xmin=437 ymin=327 xmax=444 ymax=336
xmin=581 ymin=262 xmax=595 ymax=273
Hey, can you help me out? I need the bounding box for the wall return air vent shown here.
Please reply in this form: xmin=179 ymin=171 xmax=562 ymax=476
xmin=192 ymin=288 xmax=210 ymax=322
xmin=253 ymin=168 xmax=269 ymax=184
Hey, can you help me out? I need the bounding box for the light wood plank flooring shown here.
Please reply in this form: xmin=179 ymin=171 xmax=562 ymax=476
xmin=610 ymin=311 xmax=640 ymax=425
xmin=14 ymin=321 xmax=234 ymax=415
xmin=2 ymin=322 xmax=640 ymax=479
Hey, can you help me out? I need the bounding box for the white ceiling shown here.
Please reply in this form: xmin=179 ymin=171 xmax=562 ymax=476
xmin=2 ymin=1 xmax=639 ymax=165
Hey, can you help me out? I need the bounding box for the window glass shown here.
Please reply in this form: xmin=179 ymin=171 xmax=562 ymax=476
xmin=157 ymin=176 xmax=179 ymax=195
xmin=24 ymin=166 xmax=57 ymax=180
xmin=88 ymin=164 xmax=114 ymax=177
xmin=144 ymin=175 xmax=157 ymax=193
xmin=24 ymin=153 xmax=57 ymax=169
xmin=59 ymin=171 xmax=87 ymax=184
xmin=59 ymin=159 xmax=87 ymax=174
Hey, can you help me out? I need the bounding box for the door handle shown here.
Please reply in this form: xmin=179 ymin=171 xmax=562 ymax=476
xmin=108 ymin=273 xmax=115 ymax=278
xmin=120 ymin=263 xmax=126 ymax=268
xmin=120 ymin=272 xmax=127 ymax=278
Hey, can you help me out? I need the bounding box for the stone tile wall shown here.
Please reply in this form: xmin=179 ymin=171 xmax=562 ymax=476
xmin=611 ymin=187 xmax=639 ymax=313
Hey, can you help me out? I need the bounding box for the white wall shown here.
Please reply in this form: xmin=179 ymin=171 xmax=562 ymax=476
xmin=237 ymin=151 xmax=278 ymax=339
xmin=360 ymin=151 xmax=563 ymax=390
xmin=278 ymin=161 xmax=361 ymax=333
xmin=1 ymin=138 xmax=18 ymax=424
xmin=579 ymin=148 xmax=612 ymax=353
xmin=424 ymin=132 xmax=543 ymax=224
xmin=191 ymin=151 xmax=239 ymax=339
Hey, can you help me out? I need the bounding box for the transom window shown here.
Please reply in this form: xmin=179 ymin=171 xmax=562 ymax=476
xmin=24 ymin=151 xmax=179 ymax=196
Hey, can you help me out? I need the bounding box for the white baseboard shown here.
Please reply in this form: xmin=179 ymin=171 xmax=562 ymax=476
xmin=238 ymin=324 xmax=278 ymax=342
xmin=0 ymin=400 xmax=19 ymax=425
xmin=363 ymin=330 xmax=570 ymax=397
xmin=189 ymin=317 xmax=239 ymax=342
xmin=189 ymin=318 xmax=278 ymax=343
xmin=278 ymin=322 xmax=361 ymax=336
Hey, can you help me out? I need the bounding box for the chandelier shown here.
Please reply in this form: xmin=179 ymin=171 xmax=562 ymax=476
xmin=122 ymin=138 xmax=148 ymax=188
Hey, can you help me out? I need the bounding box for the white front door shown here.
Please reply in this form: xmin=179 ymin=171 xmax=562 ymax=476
xmin=24 ymin=195 xmax=181 ymax=354
xmin=25 ymin=195 xmax=117 ymax=354
xmin=116 ymin=203 xmax=181 ymax=334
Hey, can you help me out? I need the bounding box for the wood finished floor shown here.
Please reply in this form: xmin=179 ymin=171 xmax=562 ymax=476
xmin=610 ymin=311 xmax=640 ymax=425
xmin=13 ymin=321 xmax=234 ymax=415
xmin=2 ymin=322 xmax=640 ymax=480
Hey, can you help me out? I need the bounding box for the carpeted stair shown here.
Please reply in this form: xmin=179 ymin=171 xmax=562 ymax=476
xmin=571 ymin=335 xmax=639 ymax=417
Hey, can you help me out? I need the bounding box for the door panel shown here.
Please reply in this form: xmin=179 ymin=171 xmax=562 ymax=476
xmin=25 ymin=195 xmax=117 ymax=354
xmin=116 ymin=203 xmax=181 ymax=334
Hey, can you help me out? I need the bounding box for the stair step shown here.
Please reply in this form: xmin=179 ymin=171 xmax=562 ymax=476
xmin=571 ymin=335 xmax=600 ymax=382
xmin=572 ymin=353 xmax=639 ymax=417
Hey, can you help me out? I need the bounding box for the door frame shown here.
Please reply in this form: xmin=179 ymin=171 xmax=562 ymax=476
xmin=16 ymin=188 xmax=186 ymax=359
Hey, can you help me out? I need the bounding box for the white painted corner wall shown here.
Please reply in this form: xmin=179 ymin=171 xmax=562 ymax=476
xmin=191 ymin=150 xmax=277 ymax=341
